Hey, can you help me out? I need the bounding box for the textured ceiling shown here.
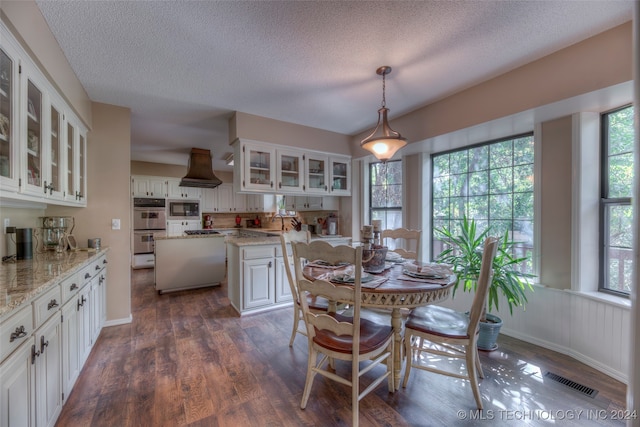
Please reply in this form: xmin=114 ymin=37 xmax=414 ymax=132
xmin=35 ymin=0 xmax=633 ymax=171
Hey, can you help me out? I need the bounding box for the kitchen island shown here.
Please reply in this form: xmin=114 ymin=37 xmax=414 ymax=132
xmin=154 ymin=233 xmax=226 ymax=294
xmin=225 ymin=230 xmax=351 ymax=315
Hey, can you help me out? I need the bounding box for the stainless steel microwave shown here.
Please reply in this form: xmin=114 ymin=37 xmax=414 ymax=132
xmin=168 ymin=200 xmax=200 ymax=219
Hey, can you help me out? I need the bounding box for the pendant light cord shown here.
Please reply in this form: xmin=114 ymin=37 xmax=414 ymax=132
xmin=381 ymin=72 xmax=386 ymax=108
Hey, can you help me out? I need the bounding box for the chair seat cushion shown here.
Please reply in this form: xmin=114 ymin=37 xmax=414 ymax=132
xmin=405 ymin=305 xmax=470 ymax=339
xmin=312 ymin=313 xmax=393 ymax=355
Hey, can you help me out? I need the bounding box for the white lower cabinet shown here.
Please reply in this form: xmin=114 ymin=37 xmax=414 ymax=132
xmin=0 ymin=336 xmax=36 ymax=427
xmin=34 ymin=315 xmax=62 ymax=427
xmin=228 ymin=244 xmax=289 ymax=315
xmin=166 ymin=220 xmax=201 ymax=236
xmin=0 ymin=253 xmax=107 ymax=427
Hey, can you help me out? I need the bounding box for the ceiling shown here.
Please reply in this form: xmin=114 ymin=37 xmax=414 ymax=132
xmin=35 ymin=1 xmax=634 ymax=172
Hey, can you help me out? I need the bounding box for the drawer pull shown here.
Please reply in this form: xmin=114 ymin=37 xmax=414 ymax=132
xmin=103 ymin=259 xmax=108 ymax=265
xmin=95 ymin=265 xmax=100 ymax=271
xmin=70 ymin=283 xmax=78 ymax=291
xmin=47 ymin=299 xmax=59 ymax=310
xmin=85 ymin=272 xmax=91 ymax=279
xmin=41 ymin=335 xmax=49 ymax=353
xmin=10 ymin=325 xmax=27 ymax=342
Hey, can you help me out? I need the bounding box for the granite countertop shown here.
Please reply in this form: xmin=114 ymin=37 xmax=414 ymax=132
xmin=155 ymin=233 xmax=226 ymax=241
xmin=0 ymin=248 xmax=110 ymax=318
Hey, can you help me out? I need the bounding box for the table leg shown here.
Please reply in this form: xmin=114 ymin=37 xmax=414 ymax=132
xmin=391 ymin=308 xmax=403 ymax=391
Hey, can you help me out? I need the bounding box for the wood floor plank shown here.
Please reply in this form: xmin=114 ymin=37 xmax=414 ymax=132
xmin=54 ymin=269 xmax=627 ymax=427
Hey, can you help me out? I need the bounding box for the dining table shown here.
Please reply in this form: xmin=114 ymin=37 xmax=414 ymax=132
xmin=303 ymin=261 xmax=457 ymax=390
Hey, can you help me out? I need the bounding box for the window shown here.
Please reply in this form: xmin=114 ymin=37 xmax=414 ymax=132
xmin=370 ymin=160 xmax=402 ymax=231
xmin=601 ymin=105 xmax=634 ymax=296
xmin=431 ymin=134 xmax=535 ymax=274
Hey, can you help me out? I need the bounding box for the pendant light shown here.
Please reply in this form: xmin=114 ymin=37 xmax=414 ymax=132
xmin=360 ymin=66 xmax=407 ymax=162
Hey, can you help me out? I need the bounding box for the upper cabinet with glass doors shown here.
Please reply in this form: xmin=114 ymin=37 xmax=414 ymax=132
xmin=304 ymin=153 xmax=328 ymax=194
xmin=329 ymin=155 xmax=351 ymax=195
xmin=0 ymin=42 xmax=19 ymax=193
xmin=0 ymin=23 xmax=88 ymax=206
xmin=276 ymin=149 xmax=304 ymax=193
xmin=233 ymin=138 xmax=351 ymax=196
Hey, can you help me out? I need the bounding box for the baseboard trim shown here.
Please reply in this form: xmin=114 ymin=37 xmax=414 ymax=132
xmin=103 ymin=314 xmax=132 ymax=327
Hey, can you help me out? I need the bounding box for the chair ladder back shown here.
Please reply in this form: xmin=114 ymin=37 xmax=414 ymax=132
xmin=280 ymin=230 xmax=311 ymax=300
xmin=381 ymin=228 xmax=421 ymax=260
xmin=466 ymin=236 xmax=499 ymax=336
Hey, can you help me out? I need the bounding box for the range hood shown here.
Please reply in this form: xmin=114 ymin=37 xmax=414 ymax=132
xmin=179 ymin=148 xmax=223 ymax=189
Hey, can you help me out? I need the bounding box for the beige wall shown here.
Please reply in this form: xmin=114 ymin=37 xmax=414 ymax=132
xmin=352 ymin=22 xmax=633 ymax=156
xmin=230 ymin=112 xmax=351 ymax=155
xmin=47 ymin=102 xmax=132 ymax=323
xmin=0 ymin=207 xmax=45 ymax=258
xmin=131 ymin=161 xmax=233 ymax=183
xmin=539 ymin=116 xmax=573 ymax=289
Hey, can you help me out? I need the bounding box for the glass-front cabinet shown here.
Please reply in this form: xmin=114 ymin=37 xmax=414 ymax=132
xmin=276 ymin=149 xmax=304 ymax=193
xmin=0 ymin=44 xmax=18 ymax=192
xmin=329 ymin=155 xmax=351 ymax=195
xmin=304 ymin=153 xmax=328 ymax=194
xmin=24 ymin=78 xmax=43 ymax=194
xmin=239 ymin=142 xmax=276 ymax=192
xmin=0 ymin=22 xmax=88 ymax=206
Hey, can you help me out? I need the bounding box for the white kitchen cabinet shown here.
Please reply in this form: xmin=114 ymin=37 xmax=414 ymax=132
xmin=246 ymin=193 xmax=275 ymax=213
xmin=234 ymin=140 xmax=276 ymax=193
xmin=0 ymin=23 xmax=88 ymax=207
xmin=227 ymin=243 xmax=289 ymax=315
xmin=210 ymin=183 xmax=246 ymax=213
xmin=0 ymin=337 xmax=35 ymax=427
xmin=274 ymin=246 xmax=292 ymax=303
xmin=167 ymin=178 xmax=201 ymax=200
xmin=329 ymin=155 xmax=351 ymax=195
xmin=34 ymin=315 xmax=62 ymax=427
xmin=242 ymin=259 xmax=273 ymax=309
xmin=276 ymin=149 xmax=304 ymax=193
xmin=76 ymin=283 xmax=91 ymax=368
xmin=290 ymin=196 xmax=337 ymax=211
xmin=131 ymin=175 xmax=167 ymax=198
xmin=166 ymin=219 xmax=201 ymax=236
xmin=232 ymin=138 xmax=350 ymax=198
xmin=304 ymin=153 xmax=329 ymax=194
xmin=60 ymin=297 xmax=79 ymax=401
xmin=0 ymin=39 xmax=20 ymax=194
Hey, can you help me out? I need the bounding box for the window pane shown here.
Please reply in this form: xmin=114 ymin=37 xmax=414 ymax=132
xmin=433 ymin=155 xmax=449 ymax=178
xmin=431 ymin=134 xmax=535 ymax=275
xmin=608 ymin=152 xmax=633 ymax=198
xmin=605 ymin=203 xmax=633 ymax=293
xmin=370 ymin=160 xmax=402 ymax=232
xmin=489 ymin=140 xmax=513 ymax=169
xmin=601 ymin=106 xmax=634 ymax=295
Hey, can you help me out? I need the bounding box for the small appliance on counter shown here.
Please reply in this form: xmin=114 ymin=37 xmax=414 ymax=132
xmin=203 ymin=214 xmax=213 ymax=229
xmin=16 ymin=228 xmax=33 ymax=260
xmin=39 ymin=216 xmax=74 ymax=252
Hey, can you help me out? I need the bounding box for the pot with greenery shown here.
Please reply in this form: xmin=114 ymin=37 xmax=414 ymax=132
xmin=435 ymin=216 xmax=535 ymax=350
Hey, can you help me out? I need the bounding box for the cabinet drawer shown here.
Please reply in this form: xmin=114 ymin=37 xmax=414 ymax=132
xmin=0 ymin=305 xmax=33 ymax=362
xmin=61 ymin=272 xmax=81 ymax=304
xmin=33 ymin=285 xmax=62 ymax=329
xmin=242 ymin=246 xmax=275 ymax=260
xmin=88 ymin=255 xmax=107 ymax=278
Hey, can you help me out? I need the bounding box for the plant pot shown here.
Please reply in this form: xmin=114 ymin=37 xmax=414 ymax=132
xmin=477 ymin=313 xmax=503 ymax=351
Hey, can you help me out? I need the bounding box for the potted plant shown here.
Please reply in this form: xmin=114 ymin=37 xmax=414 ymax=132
xmin=435 ymin=216 xmax=535 ymax=350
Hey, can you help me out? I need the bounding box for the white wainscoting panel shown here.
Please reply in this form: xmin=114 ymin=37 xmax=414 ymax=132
xmin=438 ymin=285 xmax=630 ymax=383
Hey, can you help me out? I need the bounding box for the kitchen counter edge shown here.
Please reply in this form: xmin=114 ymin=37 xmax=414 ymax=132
xmin=0 ymin=248 xmax=110 ymax=319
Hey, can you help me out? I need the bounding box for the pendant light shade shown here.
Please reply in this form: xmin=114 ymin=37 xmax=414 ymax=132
xmin=360 ymin=66 xmax=406 ymax=162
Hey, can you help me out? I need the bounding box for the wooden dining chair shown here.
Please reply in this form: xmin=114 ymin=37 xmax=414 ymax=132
xmin=402 ymin=236 xmax=499 ymax=409
xmin=291 ymin=240 xmax=394 ymax=427
xmin=381 ymin=228 xmax=421 ymax=260
xmin=280 ymin=230 xmax=329 ymax=346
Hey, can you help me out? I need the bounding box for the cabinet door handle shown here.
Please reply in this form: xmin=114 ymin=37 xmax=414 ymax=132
xmin=31 ymin=344 xmax=40 ymax=364
xmin=47 ymin=299 xmax=59 ymax=310
xmin=268 ymin=261 xmax=272 ymax=268
xmin=270 ymin=181 xmax=273 ymax=188
xmin=40 ymin=335 xmax=49 ymax=353
xmin=278 ymin=182 xmax=282 ymax=189
xmin=10 ymin=325 xmax=27 ymax=342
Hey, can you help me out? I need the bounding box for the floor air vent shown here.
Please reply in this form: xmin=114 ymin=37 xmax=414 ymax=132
xmin=544 ymin=371 xmax=599 ymax=398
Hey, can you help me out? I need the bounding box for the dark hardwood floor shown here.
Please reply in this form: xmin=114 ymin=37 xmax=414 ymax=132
xmin=55 ymin=269 xmax=628 ymax=426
